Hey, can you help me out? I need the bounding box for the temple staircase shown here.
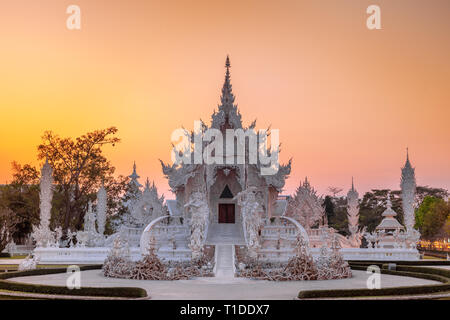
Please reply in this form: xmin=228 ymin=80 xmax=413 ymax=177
xmin=206 ymin=223 xmax=245 ymax=245
xmin=214 ymin=244 xmax=235 ymax=278
xmin=206 ymin=223 xmax=245 ymax=278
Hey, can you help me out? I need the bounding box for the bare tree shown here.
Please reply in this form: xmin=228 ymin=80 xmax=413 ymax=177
xmin=37 ymin=127 xmax=120 ymax=235
xmin=327 ymin=186 xmax=343 ymax=198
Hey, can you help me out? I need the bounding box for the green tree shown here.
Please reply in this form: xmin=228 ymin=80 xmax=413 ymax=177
xmin=415 ymin=196 xmax=437 ymax=230
xmin=415 ymin=196 xmax=450 ymax=239
xmin=0 ymin=163 xmax=40 ymax=245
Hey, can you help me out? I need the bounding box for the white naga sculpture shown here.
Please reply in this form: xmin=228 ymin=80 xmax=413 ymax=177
xmin=234 ymin=187 xmax=263 ymax=259
xmin=184 ymin=192 xmax=209 ymax=260
xmin=18 ymin=254 xmax=40 ymax=271
xmin=31 ymin=159 xmax=58 ymax=247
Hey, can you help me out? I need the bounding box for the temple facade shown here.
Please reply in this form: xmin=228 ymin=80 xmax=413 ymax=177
xmin=160 ymin=56 xmax=292 ymax=245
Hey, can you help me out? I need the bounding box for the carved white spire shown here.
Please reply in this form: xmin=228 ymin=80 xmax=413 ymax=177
xmin=129 ymin=161 xmax=142 ymax=188
xmin=346 ymin=177 xmax=360 ymax=235
xmin=401 ymin=148 xmax=416 ymax=232
xmin=221 ymin=56 xmax=235 ymax=109
xmin=32 ymin=158 xmax=56 ymax=247
xmin=211 ymin=56 xmax=242 ymax=129
xmin=96 ymin=182 xmax=107 ymax=235
xmin=39 ymin=158 xmax=53 ymax=230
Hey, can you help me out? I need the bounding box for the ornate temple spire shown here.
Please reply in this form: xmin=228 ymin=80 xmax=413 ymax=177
xmin=346 ymin=178 xmax=360 ymax=237
xmin=401 ymin=148 xmax=416 ymax=232
xmin=211 ymin=56 xmax=242 ymax=129
xmin=220 ymin=55 xmax=235 ymax=108
xmin=145 ymin=177 xmax=150 ymax=191
xmin=129 ymin=161 xmax=142 ymax=188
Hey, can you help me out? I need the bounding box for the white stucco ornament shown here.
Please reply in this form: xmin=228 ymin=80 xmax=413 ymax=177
xmin=184 ymin=192 xmax=209 ymax=260
xmin=234 ymin=187 xmax=263 ymax=259
xmin=31 ymin=159 xmax=59 ymax=247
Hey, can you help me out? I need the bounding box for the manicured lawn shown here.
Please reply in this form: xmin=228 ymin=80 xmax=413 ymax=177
xmin=423 ymin=255 xmax=446 ymax=260
xmin=0 ymin=255 xmax=27 ymax=260
xmin=0 ymin=289 xmax=39 ymax=300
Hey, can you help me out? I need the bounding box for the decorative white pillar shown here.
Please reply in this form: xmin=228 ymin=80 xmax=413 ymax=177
xmin=32 ymin=158 xmax=55 ymax=247
xmin=346 ymin=177 xmax=360 ymax=236
xmin=39 ymin=159 xmax=53 ymax=229
xmin=401 ymin=149 xmax=416 ymax=232
xmin=97 ymin=183 xmax=107 ymax=235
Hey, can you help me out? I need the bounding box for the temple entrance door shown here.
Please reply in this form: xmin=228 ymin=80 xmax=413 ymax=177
xmin=218 ymin=203 xmax=235 ymax=223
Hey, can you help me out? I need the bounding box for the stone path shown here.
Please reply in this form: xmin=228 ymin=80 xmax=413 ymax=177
xmin=0 ymin=259 xmax=24 ymax=265
xmin=214 ymin=245 xmax=234 ymax=278
xmin=206 ymin=223 xmax=245 ymax=245
xmin=9 ymin=269 xmax=441 ymax=300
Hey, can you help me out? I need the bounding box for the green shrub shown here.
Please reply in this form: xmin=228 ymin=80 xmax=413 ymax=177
xmin=298 ymin=264 xmax=450 ymax=299
xmin=0 ymin=265 xmax=147 ymax=298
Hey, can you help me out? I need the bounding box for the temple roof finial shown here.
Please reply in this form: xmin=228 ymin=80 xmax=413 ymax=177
xmin=220 ymin=55 xmax=235 ymax=107
xmin=351 ymin=176 xmax=354 ymax=191
xmin=129 ymin=161 xmax=141 ymax=183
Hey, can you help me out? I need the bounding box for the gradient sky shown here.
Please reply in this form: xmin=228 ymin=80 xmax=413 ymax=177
xmin=0 ymin=0 xmax=449 ymax=199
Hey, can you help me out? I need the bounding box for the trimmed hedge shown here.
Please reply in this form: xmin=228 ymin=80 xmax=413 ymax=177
xmin=298 ymin=264 xmax=450 ymax=299
xmin=348 ymin=260 xmax=450 ymax=266
xmin=0 ymin=266 xmax=147 ymax=299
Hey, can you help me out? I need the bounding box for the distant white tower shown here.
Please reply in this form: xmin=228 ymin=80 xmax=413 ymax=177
xmin=96 ymin=182 xmax=107 ymax=235
xmin=346 ymin=177 xmax=360 ymax=236
xmin=32 ymin=158 xmax=56 ymax=247
xmin=39 ymin=159 xmax=53 ymax=231
xmin=401 ymin=148 xmax=416 ymax=232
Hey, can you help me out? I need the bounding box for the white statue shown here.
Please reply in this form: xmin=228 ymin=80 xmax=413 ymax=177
xmin=111 ymin=233 xmax=131 ymax=260
xmin=18 ymin=254 xmax=40 ymax=271
xmin=364 ymin=231 xmax=378 ymax=248
xmin=76 ymin=202 xmax=104 ymax=247
xmin=184 ymin=191 xmax=209 ymax=260
xmin=31 ymin=159 xmax=58 ymax=247
xmin=234 ymin=187 xmax=263 ymax=259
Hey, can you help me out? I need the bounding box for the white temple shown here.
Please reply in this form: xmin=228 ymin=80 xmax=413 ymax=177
xmin=32 ymin=58 xmax=421 ymax=264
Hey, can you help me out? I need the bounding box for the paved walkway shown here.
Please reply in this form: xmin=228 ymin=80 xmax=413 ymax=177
xmin=8 ymin=269 xmax=440 ymax=300
xmin=206 ymin=223 xmax=245 ymax=245
xmin=0 ymin=259 xmax=24 ymax=265
xmin=214 ymin=245 xmax=234 ymax=278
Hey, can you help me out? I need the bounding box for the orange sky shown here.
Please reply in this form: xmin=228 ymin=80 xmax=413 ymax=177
xmin=0 ymin=0 xmax=449 ymax=198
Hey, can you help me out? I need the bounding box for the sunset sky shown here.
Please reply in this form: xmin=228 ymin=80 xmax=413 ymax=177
xmin=0 ymin=0 xmax=449 ymax=198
